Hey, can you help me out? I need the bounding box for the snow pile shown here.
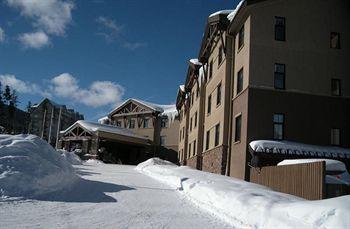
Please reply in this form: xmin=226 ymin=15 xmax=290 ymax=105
xmin=136 ymin=158 xmax=350 ymax=228
xmin=278 ymin=159 xmax=347 ymax=172
xmin=84 ymin=159 xmax=103 ymax=165
xmin=0 ymin=134 xmax=78 ymax=199
xmin=59 ymin=150 xmax=83 ymax=165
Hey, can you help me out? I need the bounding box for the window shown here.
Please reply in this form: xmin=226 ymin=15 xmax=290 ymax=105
xmin=188 ymin=142 xmax=192 ymax=156
xmin=207 ymin=95 xmax=212 ymax=114
xmin=237 ymin=68 xmax=243 ymax=94
xmin=116 ymin=120 xmax=121 ymax=127
xmin=191 ymin=92 xmax=194 ymax=106
xmin=331 ymin=128 xmax=340 ymax=146
xmin=331 ymin=79 xmax=341 ymax=96
xmin=234 ymin=115 xmax=242 ymax=142
xmin=238 ymin=25 xmax=244 ymax=49
xmin=161 ymin=118 xmax=168 ymax=128
xmin=215 ymin=123 xmax=220 ymax=146
xmin=218 ymin=45 xmax=223 ymax=66
xmin=182 ymin=127 xmax=185 ymax=139
xmin=194 ymin=112 xmax=197 ymax=127
xmin=160 ymin=136 xmax=166 ymax=146
xmin=330 ymin=32 xmax=340 ymax=49
xmin=274 ymin=63 xmax=285 ymax=89
xmin=129 ymin=119 xmax=135 ymax=129
xmin=190 ymin=117 xmax=193 ymax=131
xmin=206 ymin=130 xmax=210 ymax=150
xmin=143 ymin=118 xmax=149 ymax=128
xmin=273 ymin=114 xmax=284 ymax=140
xmin=216 ymin=83 xmax=222 ymax=105
xmin=193 ymin=140 xmax=196 ymax=156
xmin=179 ymin=130 xmax=182 ymax=141
xmin=275 ymin=17 xmax=285 ymax=41
xmin=209 ymin=60 xmax=213 ymax=80
xmin=196 ymin=87 xmax=199 ymax=98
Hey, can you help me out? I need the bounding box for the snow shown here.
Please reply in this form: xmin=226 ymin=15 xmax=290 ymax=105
xmin=136 ymin=158 xmax=350 ymax=229
xmin=278 ymin=159 xmax=347 ymax=172
xmin=98 ymin=116 xmax=110 ymax=124
xmin=189 ymin=58 xmax=202 ymax=66
xmin=179 ymin=84 xmax=185 ymax=92
xmin=227 ymin=0 xmax=245 ymax=22
xmin=0 ymin=134 xmax=78 ymax=199
xmin=250 ymin=140 xmax=350 ymax=158
xmin=84 ymin=159 xmax=104 ymax=165
xmin=59 ymin=150 xmax=83 ymax=165
xmin=0 ymin=163 xmax=231 ymax=229
xmin=62 ymin=120 xmax=149 ymax=140
xmin=209 ymin=10 xmax=233 ymax=18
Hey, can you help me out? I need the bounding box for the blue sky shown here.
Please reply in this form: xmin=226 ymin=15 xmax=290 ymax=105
xmin=0 ymin=0 xmax=237 ymax=120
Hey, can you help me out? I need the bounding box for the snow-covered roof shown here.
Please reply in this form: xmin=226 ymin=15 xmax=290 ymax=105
xmin=209 ymin=10 xmax=233 ymax=18
xmin=227 ymin=0 xmax=245 ymax=22
xmin=98 ymin=116 xmax=110 ymax=124
xmin=278 ymin=159 xmax=347 ymax=172
xmin=179 ymin=85 xmax=185 ymax=92
xmin=249 ymin=140 xmax=350 ymax=159
xmin=31 ymin=98 xmax=63 ymax=109
xmin=62 ymin=120 xmax=148 ymax=141
xmin=109 ymin=98 xmax=178 ymax=123
xmin=189 ymin=59 xmax=202 ymax=66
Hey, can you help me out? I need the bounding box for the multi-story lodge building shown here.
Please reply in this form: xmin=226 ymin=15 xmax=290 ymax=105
xmin=177 ymin=0 xmax=350 ymax=180
xmin=29 ymin=98 xmax=84 ymax=147
xmin=97 ymin=98 xmax=179 ymax=162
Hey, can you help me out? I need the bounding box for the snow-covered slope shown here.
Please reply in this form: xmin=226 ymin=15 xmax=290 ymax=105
xmin=136 ymin=158 xmax=350 ymax=229
xmin=59 ymin=150 xmax=83 ymax=165
xmin=0 ymin=135 xmax=78 ymax=199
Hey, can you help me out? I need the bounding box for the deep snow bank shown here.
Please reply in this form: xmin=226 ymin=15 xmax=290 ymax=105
xmin=59 ymin=150 xmax=83 ymax=165
xmin=0 ymin=134 xmax=78 ymax=199
xmin=136 ymin=158 xmax=350 ymax=229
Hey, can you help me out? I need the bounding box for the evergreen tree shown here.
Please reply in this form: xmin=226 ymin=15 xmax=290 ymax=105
xmin=11 ymin=90 xmax=18 ymax=107
xmin=3 ymin=85 xmax=12 ymax=105
xmin=26 ymin=101 xmax=32 ymax=112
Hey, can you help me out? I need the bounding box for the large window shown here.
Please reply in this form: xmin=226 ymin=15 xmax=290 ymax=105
xmin=209 ymin=60 xmax=213 ymax=80
xmin=206 ymin=130 xmax=210 ymax=150
xmin=238 ymin=25 xmax=244 ymax=49
xmin=129 ymin=119 xmax=135 ymax=129
xmin=237 ymin=68 xmax=243 ymax=94
xmin=331 ymin=79 xmax=341 ymax=96
xmin=273 ymin=114 xmax=284 ymax=140
xmin=161 ymin=118 xmax=168 ymax=128
xmin=216 ymin=83 xmax=222 ymax=105
xmin=330 ymin=32 xmax=340 ymax=49
xmin=190 ymin=117 xmax=193 ymax=132
xmin=234 ymin=115 xmax=242 ymax=142
xmin=207 ymin=95 xmax=212 ymax=114
xmin=274 ymin=63 xmax=285 ymax=89
xmin=188 ymin=142 xmax=192 ymax=156
xmin=215 ymin=123 xmax=220 ymax=146
xmin=143 ymin=118 xmax=149 ymax=128
xmin=193 ymin=140 xmax=196 ymax=156
xmin=275 ymin=17 xmax=285 ymax=41
xmin=194 ymin=111 xmax=197 ymax=128
xmin=331 ymin=128 xmax=340 ymax=146
xmin=218 ymin=45 xmax=223 ymax=66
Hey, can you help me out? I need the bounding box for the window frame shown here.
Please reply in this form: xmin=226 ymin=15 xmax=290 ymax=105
xmin=216 ymin=82 xmax=222 ymax=106
xmin=208 ymin=60 xmax=213 ymax=81
xmin=330 ymin=32 xmax=340 ymax=49
xmin=129 ymin=119 xmax=135 ymax=129
xmin=207 ymin=94 xmax=212 ymax=114
xmin=206 ymin=130 xmax=210 ymax=150
xmin=218 ymin=45 xmax=223 ymax=67
xmin=331 ymin=78 xmax=341 ymax=96
xmin=215 ymin=123 xmax=220 ymax=147
xmin=275 ymin=16 xmax=286 ymax=41
xmin=237 ymin=68 xmax=243 ymax=95
xmin=273 ymin=113 xmax=284 ymax=140
xmin=331 ymin=128 xmax=341 ymax=146
xmin=238 ymin=25 xmax=244 ymax=49
xmin=274 ymin=63 xmax=286 ymax=90
xmin=234 ymin=114 xmax=242 ymax=142
xmin=143 ymin=118 xmax=149 ymax=128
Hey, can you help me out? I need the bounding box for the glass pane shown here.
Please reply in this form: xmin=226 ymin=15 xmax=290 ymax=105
xmin=274 ymin=73 xmax=285 ymax=89
xmin=273 ymin=114 xmax=284 ymax=123
xmin=274 ymin=124 xmax=283 ymax=140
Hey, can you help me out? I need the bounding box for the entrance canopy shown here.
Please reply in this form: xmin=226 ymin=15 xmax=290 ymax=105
xmin=61 ymin=120 xmax=150 ymax=146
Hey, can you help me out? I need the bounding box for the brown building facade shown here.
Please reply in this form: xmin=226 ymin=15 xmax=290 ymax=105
xmin=177 ymin=0 xmax=350 ymax=180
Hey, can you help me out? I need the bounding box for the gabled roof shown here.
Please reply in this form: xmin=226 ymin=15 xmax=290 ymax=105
xmin=61 ymin=120 xmax=150 ymax=144
xmin=31 ymin=98 xmax=64 ymax=109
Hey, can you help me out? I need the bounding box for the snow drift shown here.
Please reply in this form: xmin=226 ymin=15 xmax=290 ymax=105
xmin=59 ymin=150 xmax=83 ymax=165
xmin=0 ymin=134 xmax=78 ymax=199
xmin=136 ymin=158 xmax=350 ymax=229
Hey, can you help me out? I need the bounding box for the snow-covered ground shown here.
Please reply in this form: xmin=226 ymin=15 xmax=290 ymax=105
xmin=136 ymin=158 xmax=350 ymax=229
xmin=0 ymin=162 xmax=231 ymax=229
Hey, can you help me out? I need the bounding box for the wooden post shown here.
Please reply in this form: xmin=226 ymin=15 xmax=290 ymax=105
xmin=41 ymin=108 xmax=47 ymax=139
xmin=55 ymin=107 xmax=62 ymax=149
xmin=48 ymin=107 xmax=54 ymax=144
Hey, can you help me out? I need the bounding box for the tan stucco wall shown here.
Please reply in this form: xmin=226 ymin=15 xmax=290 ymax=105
xmin=249 ymin=0 xmax=350 ymax=97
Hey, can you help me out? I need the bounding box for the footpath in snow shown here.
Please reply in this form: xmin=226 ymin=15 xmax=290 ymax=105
xmin=136 ymin=158 xmax=350 ymax=229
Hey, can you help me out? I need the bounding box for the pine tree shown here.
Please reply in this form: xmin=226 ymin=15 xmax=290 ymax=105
xmin=26 ymin=101 xmax=32 ymax=112
xmin=3 ymin=85 xmax=12 ymax=105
